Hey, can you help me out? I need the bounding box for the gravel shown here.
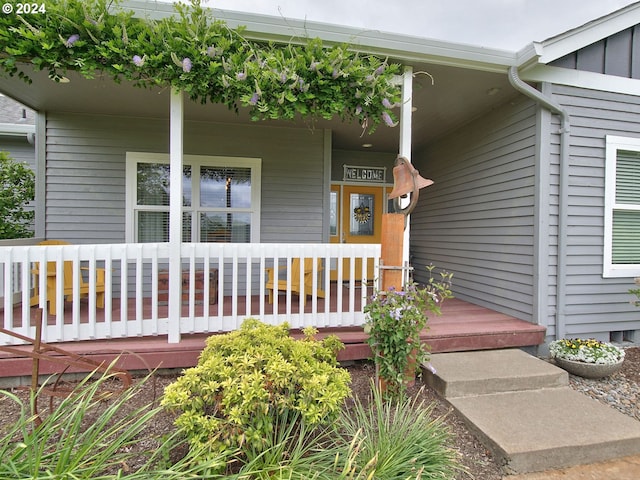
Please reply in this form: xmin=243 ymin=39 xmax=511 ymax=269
xmin=564 ymin=345 xmax=640 ymax=422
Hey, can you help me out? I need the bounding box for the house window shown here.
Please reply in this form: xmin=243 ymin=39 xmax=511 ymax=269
xmin=126 ymin=153 xmax=261 ymax=243
xmin=604 ymin=136 xmax=640 ymax=277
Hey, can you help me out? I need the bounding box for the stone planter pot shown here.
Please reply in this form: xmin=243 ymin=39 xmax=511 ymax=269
xmin=553 ymin=357 xmax=624 ymax=379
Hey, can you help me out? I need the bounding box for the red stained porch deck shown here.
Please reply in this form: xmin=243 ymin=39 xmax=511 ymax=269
xmin=0 ymin=297 xmax=546 ymax=381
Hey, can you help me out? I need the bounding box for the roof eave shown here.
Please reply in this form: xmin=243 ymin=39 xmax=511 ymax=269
xmin=531 ymin=2 xmax=640 ymax=65
xmin=126 ymin=0 xmax=518 ymax=73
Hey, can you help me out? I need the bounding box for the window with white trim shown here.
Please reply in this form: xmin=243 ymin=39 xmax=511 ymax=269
xmin=604 ymin=136 xmax=640 ymax=277
xmin=126 ymin=153 xmax=261 ymax=243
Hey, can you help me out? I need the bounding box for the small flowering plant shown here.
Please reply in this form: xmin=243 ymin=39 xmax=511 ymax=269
xmin=549 ymin=338 xmax=625 ymax=365
xmin=365 ymin=266 xmax=453 ymax=397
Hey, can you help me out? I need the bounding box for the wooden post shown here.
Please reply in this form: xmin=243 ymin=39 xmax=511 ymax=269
xmin=381 ymin=213 xmax=405 ymax=291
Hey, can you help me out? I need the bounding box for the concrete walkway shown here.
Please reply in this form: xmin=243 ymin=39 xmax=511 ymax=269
xmin=506 ymin=454 xmax=640 ymax=479
xmin=422 ymin=349 xmax=640 ymax=476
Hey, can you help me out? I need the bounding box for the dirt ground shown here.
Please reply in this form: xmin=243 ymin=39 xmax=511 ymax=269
xmin=1 ymin=347 xmax=638 ymax=479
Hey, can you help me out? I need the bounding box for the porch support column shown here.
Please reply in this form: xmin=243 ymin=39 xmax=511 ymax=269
xmin=380 ymin=67 xmax=414 ymax=291
xmin=398 ymin=66 xmax=413 ymax=270
xmin=168 ymin=89 xmax=184 ymax=343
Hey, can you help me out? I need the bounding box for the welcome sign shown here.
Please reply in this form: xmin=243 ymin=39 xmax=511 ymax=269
xmin=343 ymin=165 xmax=386 ymax=183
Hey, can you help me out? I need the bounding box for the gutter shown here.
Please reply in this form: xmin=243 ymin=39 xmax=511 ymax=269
xmin=0 ymin=122 xmax=35 ymax=143
xmin=507 ymin=66 xmax=570 ymax=340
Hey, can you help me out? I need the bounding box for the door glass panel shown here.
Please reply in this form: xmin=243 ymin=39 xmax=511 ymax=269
xmin=330 ymin=191 xmax=338 ymax=236
xmin=350 ymin=193 xmax=374 ymax=236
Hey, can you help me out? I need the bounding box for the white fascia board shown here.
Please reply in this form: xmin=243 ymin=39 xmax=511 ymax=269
xmin=225 ymin=14 xmax=517 ymax=72
xmin=0 ymin=122 xmax=35 ymax=136
xmin=124 ymin=1 xmax=517 ymax=73
xmin=533 ymin=3 xmax=640 ymax=65
xmin=520 ymin=65 xmax=640 ymax=96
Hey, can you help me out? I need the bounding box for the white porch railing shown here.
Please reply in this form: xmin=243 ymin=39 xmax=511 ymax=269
xmin=0 ymin=242 xmax=380 ymax=345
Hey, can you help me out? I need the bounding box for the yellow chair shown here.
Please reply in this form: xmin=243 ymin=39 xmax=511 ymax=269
xmin=32 ymin=240 xmax=106 ymax=315
xmin=266 ymin=258 xmax=325 ymax=306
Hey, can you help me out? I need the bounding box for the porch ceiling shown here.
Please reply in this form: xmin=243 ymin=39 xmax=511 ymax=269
xmin=0 ymin=60 xmax=517 ymax=153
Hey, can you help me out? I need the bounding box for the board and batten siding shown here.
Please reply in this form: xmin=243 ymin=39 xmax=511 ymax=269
xmin=44 ymin=112 xmax=327 ymax=244
xmin=411 ymin=96 xmax=539 ymax=322
xmin=549 ymin=84 xmax=640 ymax=338
xmin=551 ymin=25 xmax=640 ymax=80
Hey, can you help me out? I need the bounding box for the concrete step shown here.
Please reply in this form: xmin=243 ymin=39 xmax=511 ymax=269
xmin=422 ymin=349 xmax=640 ymax=474
xmin=424 ymin=349 xmax=568 ymax=397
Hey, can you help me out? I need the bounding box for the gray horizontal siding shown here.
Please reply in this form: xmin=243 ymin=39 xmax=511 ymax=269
xmin=411 ymin=96 xmax=538 ymax=321
xmin=550 ymin=84 xmax=640 ymax=338
xmin=44 ymin=113 xmax=327 ymax=244
xmin=0 ymin=137 xmax=34 ymax=167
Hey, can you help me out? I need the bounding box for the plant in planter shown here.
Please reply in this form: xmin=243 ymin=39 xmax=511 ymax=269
xmin=364 ymin=266 xmax=452 ymax=398
xmin=549 ymin=338 xmax=626 ymax=379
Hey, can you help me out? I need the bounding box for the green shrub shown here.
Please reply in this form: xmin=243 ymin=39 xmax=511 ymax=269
xmin=0 ymin=151 xmax=35 ymax=239
xmin=162 ymin=319 xmax=351 ymax=458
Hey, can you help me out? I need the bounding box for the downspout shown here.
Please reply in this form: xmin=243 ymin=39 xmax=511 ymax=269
xmin=508 ymin=66 xmax=570 ymax=340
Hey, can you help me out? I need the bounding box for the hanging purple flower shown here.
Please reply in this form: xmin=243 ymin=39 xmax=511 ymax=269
xmin=279 ymin=71 xmax=288 ymax=83
xmin=382 ymin=112 xmax=398 ymax=127
xmin=249 ymin=92 xmax=259 ymax=105
xmin=182 ymin=58 xmax=192 ymax=73
xmin=309 ymin=61 xmax=320 ymax=71
xmin=374 ymin=64 xmax=385 ymax=75
xmin=332 ymin=68 xmax=340 ymax=79
xmin=236 ymin=72 xmax=246 ymax=81
xmin=382 ymin=98 xmax=393 ymax=109
xmin=355 ymin=105 xmax=363 ymax=115
xmin=207 ymin=46 xmax=223 ymax=57
xmin=64 ymin=34 xmax=80 ymax=48
xmin=132 ymin=55 xmax=145 ymax=67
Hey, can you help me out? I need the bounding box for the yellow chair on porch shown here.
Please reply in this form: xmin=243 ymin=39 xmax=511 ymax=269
xmin=31 ymin=240 xmax=106 ymax=315
xmin=266 ymin=258 xmax=325 ymax=306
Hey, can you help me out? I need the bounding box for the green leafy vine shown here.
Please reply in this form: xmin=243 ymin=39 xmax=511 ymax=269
xmin=0 ymin=0 xmax=402 ymax=132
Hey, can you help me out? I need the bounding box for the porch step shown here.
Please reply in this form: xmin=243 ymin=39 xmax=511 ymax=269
xmin=422 ymin=349 xmax=640 ymax=474
xmin=423 ymin=349 xmax=568 ymax=397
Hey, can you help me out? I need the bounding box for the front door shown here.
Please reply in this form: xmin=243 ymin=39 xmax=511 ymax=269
xmin=330 ymin=184 xmax=391 ymax=281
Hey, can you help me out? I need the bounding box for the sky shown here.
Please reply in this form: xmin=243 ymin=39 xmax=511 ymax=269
xmin=193 ymin=0 xmax=638 ymax=51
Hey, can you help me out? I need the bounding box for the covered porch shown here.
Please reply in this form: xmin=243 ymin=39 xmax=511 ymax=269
xmin=0 ymin=239 xmax=545 ymax=381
